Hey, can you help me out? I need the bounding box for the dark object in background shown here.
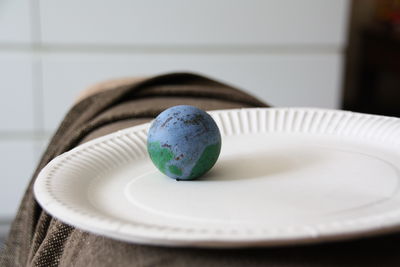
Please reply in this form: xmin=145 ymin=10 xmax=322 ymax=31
xmin=344 ymin=0 xmax=400 ymax=117
xmin=347 ymin=27 xmax=400 ymax=117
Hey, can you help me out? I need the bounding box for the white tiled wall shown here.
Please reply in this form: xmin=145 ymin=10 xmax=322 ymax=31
xmin=39 ymin=0 xmax=348 ymax=46
xmin=0 ymin=140 xmax=37 ymax=218
xmin=0 ymin=52 xmax=35 ymax=131
xmin=0 ymin=1 xmax=31 ymax=43
xmin=0 ymin=0 xmax=349 ymax=235
xmin=42 ymin=53 xmax=342 ymax=130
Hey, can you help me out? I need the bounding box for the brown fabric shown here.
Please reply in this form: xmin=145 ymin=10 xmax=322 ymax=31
xmin=1 ymin=72 xmax=399 ymax=267
xmin=74 ymin=76 xmax=148 ymax=104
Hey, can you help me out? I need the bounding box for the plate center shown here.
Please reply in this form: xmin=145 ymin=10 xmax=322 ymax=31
xmin=124 ymin=135 xmax=400 ymax=226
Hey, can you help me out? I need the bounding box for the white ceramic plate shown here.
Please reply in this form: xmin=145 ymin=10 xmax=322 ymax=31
xmin=34 ymin=108 xmax=400 ymax=248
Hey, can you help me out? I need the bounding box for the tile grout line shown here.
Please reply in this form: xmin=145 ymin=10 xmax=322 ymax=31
xmin=32 ymin=59 xmax=44 ymax=138
xmin=0 ymin=131 xmax=52 ymax=140
xmin=0 ymin=44 xmax=344 ymax=55
xmin=30 ymin=0 xmax=45 ymax=137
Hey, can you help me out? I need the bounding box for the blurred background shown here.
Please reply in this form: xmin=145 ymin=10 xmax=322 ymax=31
xmin=1 ymin=0 xmax=399 ymax=244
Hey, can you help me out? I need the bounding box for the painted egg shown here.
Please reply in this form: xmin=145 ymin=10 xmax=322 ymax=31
xmin=147 ymin=105 xmax=221 ymax=180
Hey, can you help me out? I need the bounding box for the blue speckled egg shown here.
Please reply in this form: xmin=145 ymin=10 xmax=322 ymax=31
xmin=147 ymin=105 xmax=221 ymax=180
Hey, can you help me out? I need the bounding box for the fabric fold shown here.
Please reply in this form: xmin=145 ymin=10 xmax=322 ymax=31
xmin=1 ymin=72 xmax=267 ymax=267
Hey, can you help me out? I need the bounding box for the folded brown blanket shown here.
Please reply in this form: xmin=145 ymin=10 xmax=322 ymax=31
xmin=1 ymin=73 xmax=399 ymax=267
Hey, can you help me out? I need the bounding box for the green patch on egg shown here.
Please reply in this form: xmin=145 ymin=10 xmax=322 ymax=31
xmin=189 ymin=142 xmax=221 ymax=179
xmin=148 ymin=141 xmax=173 ymax=173
xmin=168 ymin=165 xmax=182 ymax=176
